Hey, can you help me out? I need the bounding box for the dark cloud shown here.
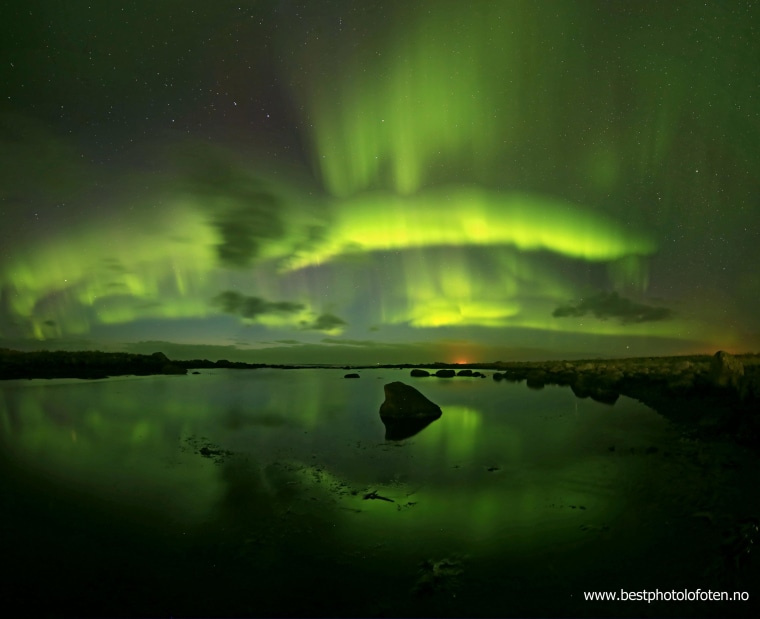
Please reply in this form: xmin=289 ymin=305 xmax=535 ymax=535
xmin=100 ymin=258 xmax=130 ymax=274
xmin=213 ymin=291 xmax=304 ymax=319
xmin=213 ymin=196 xmax=284 ymax=268
xmin=182 ymin=150 xmax=287 ymax=268
xmin=552 ymin=291 xmax=674 ymax=324
xmin=274 ymin=339 xmax=301 ymax=345
xmin=136 ymin=301 xmax=163 ymax=310
xmin=321 ymin=337 xmax=378 ymax=347
xmin=300 ymin=313 xmax=347 ymax=332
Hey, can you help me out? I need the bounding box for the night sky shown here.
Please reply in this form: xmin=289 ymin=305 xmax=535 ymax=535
xmin=1 ymin=0 xmax=759 ymax=364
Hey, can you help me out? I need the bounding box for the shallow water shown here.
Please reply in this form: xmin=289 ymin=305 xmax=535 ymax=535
xmin=1 ymin=369 xmax=758 ymax=617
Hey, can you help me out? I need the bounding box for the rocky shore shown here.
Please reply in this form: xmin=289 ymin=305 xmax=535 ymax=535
xmin=393 ymin=352 xmax=759 ymax=447
xmin=2 ymin=347 xmax=757 ymax=447
xmin=483 ymin=351 xmax=760 ymax=447
xmin=0 ymin=349 xmax=302 ymax=380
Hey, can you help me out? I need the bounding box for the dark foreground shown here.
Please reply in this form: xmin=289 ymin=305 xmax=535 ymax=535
xmin=1 ymin=360 xmax=759 ymax=617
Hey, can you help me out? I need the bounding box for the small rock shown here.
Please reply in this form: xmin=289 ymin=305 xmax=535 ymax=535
xmin=412 ymin=557 xmax=464 ymax=595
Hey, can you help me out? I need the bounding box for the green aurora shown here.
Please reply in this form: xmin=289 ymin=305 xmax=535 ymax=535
xmin=1 ymin=0 xmax=758 ymax=362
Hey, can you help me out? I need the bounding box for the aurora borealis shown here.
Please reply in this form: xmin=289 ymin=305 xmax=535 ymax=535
xmin=1 ymin=0 xmax=759 ymax=363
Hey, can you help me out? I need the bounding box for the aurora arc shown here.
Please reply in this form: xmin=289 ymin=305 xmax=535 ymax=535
xmin=282 ymin=187 xmax=656 ymax=271
xmin=1 ymin=0 xmax=756 ymax=358
xmin=1 ymin=182 xmax=657 ymax=339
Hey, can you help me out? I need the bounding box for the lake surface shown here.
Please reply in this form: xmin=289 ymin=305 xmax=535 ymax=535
xmin=1 ymin=369 xmax=758 ymax=617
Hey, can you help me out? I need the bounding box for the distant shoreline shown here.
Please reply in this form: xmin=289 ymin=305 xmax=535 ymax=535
xmin=1 ymin=347 xmax=758 ymax=379
xmin=2 ymin=347 xmax=758 ymax=447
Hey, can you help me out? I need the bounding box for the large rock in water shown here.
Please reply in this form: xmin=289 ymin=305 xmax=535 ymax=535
xmin=380 ymin=382 xmax=442 ymax=440
xmin=379 ymin=382 xmax=442 ymax=419
xmin=709 ymin=350 xmax=744 ymax=389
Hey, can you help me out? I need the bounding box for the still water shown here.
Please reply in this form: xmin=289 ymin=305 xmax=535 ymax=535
xmin=1 ymin=369 xmax=757 ymax=617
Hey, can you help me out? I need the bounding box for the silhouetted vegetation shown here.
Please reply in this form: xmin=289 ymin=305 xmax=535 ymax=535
xmin=0 ymin=349 xmax=188 ymax=380
xmin=0 ymin=349 xmax=306 ymax=380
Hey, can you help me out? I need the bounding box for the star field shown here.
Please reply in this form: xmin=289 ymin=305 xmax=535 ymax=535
xmin=1 ymin=0 xmax=759 ymax=363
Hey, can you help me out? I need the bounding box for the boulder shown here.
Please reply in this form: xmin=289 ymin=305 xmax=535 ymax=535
xmin=571 ymin=374 xmax=620 ymax=405
xmin=379 ymin=382 xmax=442 ymax=420
xmin=501 ymin=370 xmax=527 ymax=382
xmin=410 ymin=369 xmax=430 ymax=377
xmin=709 ymin=351 xmax=744 ymax=390
xmin=435 ymin=369 xmax=456 ymax=378
xmin=525 ymin=370 xmax=546 ymax=390
xmin=344 ymin=373 xmax=360 ymax=378
xmin=456 ymin=369 xmax=473 ymax=376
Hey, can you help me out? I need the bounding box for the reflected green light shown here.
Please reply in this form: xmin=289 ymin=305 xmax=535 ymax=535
xmin=284 ymin=187 xmax=656 ymax=272
xmin=422 ymin=405 xmax=483 ymax=461
xmin=0 ymin=380 xmax=222 ymax=524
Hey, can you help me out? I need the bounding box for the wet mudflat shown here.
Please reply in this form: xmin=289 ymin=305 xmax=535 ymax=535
xmin=1 ymin=369 xmax=758 ymax=617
